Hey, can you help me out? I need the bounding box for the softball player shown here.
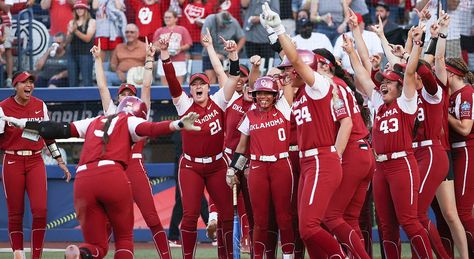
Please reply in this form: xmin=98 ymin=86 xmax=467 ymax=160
xmin=445 ymin=57 xmax=474 ymax=255
xmin=345 ymin=25 xmax=434 ymax=258
xmin=262 ymin=7 xmax=353 ymax=257
xmin=227 ymin=75 xmax=295 ymax=259
xmin=1 ymin=96 xmax=200 ymax=259
xmin=0 ymin=71 xmax=70 ymax=259
xmin=91 ymin=40 xmax=172 ymax=258
xmin=158 ymin=34 xmax=240 ymax=258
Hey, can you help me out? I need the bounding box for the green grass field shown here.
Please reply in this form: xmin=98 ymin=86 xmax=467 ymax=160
xmin=0 ymin=243 xmax=420 ymax=258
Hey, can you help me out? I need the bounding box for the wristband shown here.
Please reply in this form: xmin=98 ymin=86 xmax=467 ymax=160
xmin=424 ymin=37 xmax=438 ymax=55
xmin=172 ymin=120 xmax=184 ymax=130
xmin=268 ymin=32 xmax=278 ymax=44
xmin=145 ymin=67 xmax=153 ymax=71
xmin=266 ymin=26 xmax=275 ymax=34
xmin=47 ymin=143 xmax=62 ymax=159
xmin=414 ymin=40 xmax=424 ymax=47
xmin=439 ymin=33 xmax=447 ymax=39
xmin=229 ymin=59 xmax=240 ymax=76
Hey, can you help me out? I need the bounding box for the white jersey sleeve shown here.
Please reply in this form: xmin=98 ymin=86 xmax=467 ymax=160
xmin=42 ymin=102 xmax=49 ymax=121
xmin=398 ymin=90 xmax=418 ymax=115
xmin=306 ymin=72 xmax=331 ymax=100
xmin=422 ymin=85 xmax=443 ymax=105
xmin=238 ymin=115 xmax=250 ymax=136
xmin=0 ymin=107 xmax=5 ymax=134
xmin=210 ymin=87 xmax=230 ymax=111
xmin=127 ymin=116 xmax=147 ymax=142
xmin=105 ymin=102 xmax=118 ymax=116
xmin=228 ymin=92 xmax=242 ymax=108
xmin=72 ymin=118 xmax=97 ymax=138
xmin=174 ymin=92 xmax=193 ymax=116
xmin=275 ymin=97 xmax=292 ymax=121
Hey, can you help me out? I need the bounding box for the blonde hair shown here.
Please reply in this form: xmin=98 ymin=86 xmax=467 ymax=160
xmin=446 ymin=57 xmax=474 ymax=84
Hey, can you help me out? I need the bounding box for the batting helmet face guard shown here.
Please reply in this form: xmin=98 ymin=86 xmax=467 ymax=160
xmin=117 ymin=96 xmax=148 ymax=119
xmin=278 ymin=49 xmax=317 ymax=70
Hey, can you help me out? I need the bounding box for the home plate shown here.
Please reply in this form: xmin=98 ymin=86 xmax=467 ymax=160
xmin=0 ymin=248 xmax=65 ymax=253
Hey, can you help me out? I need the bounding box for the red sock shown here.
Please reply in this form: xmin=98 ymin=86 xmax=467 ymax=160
xmin=180 ymin=230 xmax=197 ymax=259
xmin=303 ymin=229 xmax=345 ymax=258
xmin=10 ymin=231 xmax=23 ymax=251
xmin=332 ymin=224 xmax=370 ymax=259
xmin=151 ymin=229 xmax=171 ymax=259
xmin=31 ymin=228 xmax=45 ymax=259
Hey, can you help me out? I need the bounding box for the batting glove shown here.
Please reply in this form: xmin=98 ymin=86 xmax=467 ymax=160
xmin=261 ymin=2 xmax=285 ymax=35
xmin=226 ymin=167 xmax=239 ymax=187
xmin=172 ymin=112 xmax=201 ymax=131
xmin=0 ymin=115 xmax=27 ymax=129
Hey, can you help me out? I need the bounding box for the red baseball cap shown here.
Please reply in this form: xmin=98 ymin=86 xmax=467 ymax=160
xmin=13 ymin=71 xmax=35 ymax=86
xmin=118 ymin=83 xmax=137 ymax=96
xmin=73 ymin=1 xmax=90 ymax=10
xmin=189 ymin=73 xmax=210 ymax=85
xmin=374 ymin=69 xmax=404 ymax=84
xmin=355 ymin=13 xmax=363 ymax=24
xmin=239 ymin=64 xmax=250 ymax=77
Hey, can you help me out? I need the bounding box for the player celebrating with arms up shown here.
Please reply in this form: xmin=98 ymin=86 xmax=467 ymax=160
xmin=1 ymin=97 xmax=201 ymax=259
xmin=0 ymin=71 xmax=70 ymax=259
xmin=158 ymin=33 xmax=240 ymax=258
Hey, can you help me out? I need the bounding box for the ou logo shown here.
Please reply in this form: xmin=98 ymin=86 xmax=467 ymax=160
xmin=138 ymin=7 xmax=153 ymax=24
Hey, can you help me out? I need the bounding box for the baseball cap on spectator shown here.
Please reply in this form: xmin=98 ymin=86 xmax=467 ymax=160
xmin=375 ymin=1 xmax=390 ymax=11
xmin=354 ymin=12 xmax=363 ymax=24
xmin=73 ymin=1 xmax=90 ymax=10
xmin=13 ymin=71 xmax=35 ymax=86
xmin=190 ymin=73 xmax=210 ymax=85
xmin=118 ymin=83 xmax=137 ymax=96
xmin=374 ymin=69 xmax=404 ymax=84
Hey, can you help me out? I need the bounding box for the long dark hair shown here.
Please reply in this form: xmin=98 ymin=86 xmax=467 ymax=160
xmin=313 ymin=48 xmax=371 ymax=127
xmin=101 ymin=113 xmax=119 ymax=155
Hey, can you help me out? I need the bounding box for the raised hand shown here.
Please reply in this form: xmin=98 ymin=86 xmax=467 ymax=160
xmin=201 ymin=28 xmax=213 ymax=48
xmin=341 ymin=33 xmax=355 ymax=54
xmin=437 ymin=9 xmax=450 ymax=30
xmin=369 ymin=54 xmax=382 ymax=70
xmin=415 ymin=0 xmax=432 ymax=23
xmin=145 ymin=37 xmax=156 ymax=58
xmin=261 ymin=2 xmax=282 ymax=30
xmin=90 ymin=39 xmax=101 ymax=59
xmin=389 ymin=44 xmax=406 ymax=58
xmin=157 ymin=33 xmax=172 ymax=51
xmin=250 ymin=55 xmax=262 ymax=67
xmin=430 ymin=22 xmax=440 ymax=38
xmin=180 ymin=112 xmax=201 ymax=131
xmin=412 ymin=25 xmax=424 ymax=42
xmin=370 ymin=16 xmax=385 ymax=37
xmin=347 ymin=8 xmax=359 ymax=30
xmin=220 ymin=36 xmax=237 ymax=53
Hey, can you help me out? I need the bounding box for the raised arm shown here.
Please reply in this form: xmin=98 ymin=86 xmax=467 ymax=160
xmin=248 ymin=55 xmax=262 ymax=89
xmin=142 ymin=37 xmax=154 ymax=109
xmin=371 ymin=16 xmax=402 ymax=66
xmin=221 ymin=38 xmax=240 ymax=101
xmin=342 ymin=34 xmax=375 ymax=97
xmin=261 ymin=3 xmax=316 ymax=86
xmin=91 ymin=41 xmax=113 ymax=112
xmin=404 ymin=25 xmax=424 ymax=99
xmin=435 ymin=10 xmax=450 ymax=86
xmin=348 ymin=8 xmax=371 ymax=72
xmin=201 ymin=27 xmax=228 ymax=88
xmin=158 ymin=34 xmax=184 ymax=104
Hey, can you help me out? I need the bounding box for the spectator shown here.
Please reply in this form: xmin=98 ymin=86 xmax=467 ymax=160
xmin=178 ymin=0 xmax=215 ymax=59
xmin=34 ymin=32 xmax=68 ymax=87
xmin=0 ymin=16 xmax=6 ymax=65
xmin=446 ymin=0 xmax=472 ymax=58
xmin=201 ymin=8 xmax=245 ymax=84
xmin=309 ymin=0 xmax=348 ymax=44
xmin=333 ymin=12 xmax=383 ymax=74
xmin=368 ymin=0 xmax=404 ymax=24
xmin=292 ymin=16 xmax=333 ymax=52
xmin=242 ymin=0 xmax=279 ymax=63
xmin=292 ymin=0 xmax=310 ymax=20
xmin=40 ymin=0 xmax=74 ymax=39
xmin=93 ymin=0 xmax=127 ymax=61
xmin=106 ymin=23 xmax=146 ymax=86
xmin=153 ymin=10 xmax=192 ymax=85
xmin=128 ymin=0 xmax=164 ymax=41
xmin=66 ymin=1 xmax=96 ymax=87
xmin=374 ymin=1 xmax=405 ymax=45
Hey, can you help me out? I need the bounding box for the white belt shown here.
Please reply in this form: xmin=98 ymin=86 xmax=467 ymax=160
xmin=5 ymin=150 xmax=42 ymax=156
xmin=183 ymin=152 xmax=223 ymax=164
xmin=289 ymin=145 xmax=299 ymax=152
xmin=250 ymin=152 xmax=289 ymax=162
xmin=131 ymin=153 xmax=142 ymax=159
xmin=299 ymin=146 xmax=336 ymax=158
xmin=224 ymin=148 xmax=233 ymax=154
xmin=77 ymin=160 xmax=116 ymax=173
xmin=452 ymin=141 xmax=467 ymax=149
xmin=412 ymin=140 xmax=433 ymax=148
xmin=375 ymin=151 xmax=407 ymax=162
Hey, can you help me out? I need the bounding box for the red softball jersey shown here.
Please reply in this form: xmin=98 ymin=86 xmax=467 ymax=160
xmin=291 ymin=72 xmax=349 ymax=151
xmin=174 ymin=88 xmax=228 ymax=157
xmin=448 ymin=85 xmax=474 ymax=143
xmin=371 ymin=90 xmax=418 ymax=154
xmin=129 ymin=0 xmax=163 ymax=39
xmin=238 ymin=97 xmax=291 ymax=157
xmin=224 ymin=94 xmax=253 ymax=151
xmin=0 ymin=96 xmax=49 ymax=151
xmin=413 ymin=86 xmax=444 ymax=142
xmin=334 ymin=77 xmax=369 ymax=142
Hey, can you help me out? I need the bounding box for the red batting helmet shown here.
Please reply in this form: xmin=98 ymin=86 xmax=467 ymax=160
xmin=117 ymin=96 xmax=148 ymax=119
xmin=278 ymin=49 xmax=317 ymax=70
xmin=251 ymin=76 xmax=279 ymax=93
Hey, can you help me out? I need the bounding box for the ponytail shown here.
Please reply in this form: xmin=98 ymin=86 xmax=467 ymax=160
xmin=466 ymin=71 xmax=474 ymax=85
xmin=102 ymin=113 xmax=119 ymax=155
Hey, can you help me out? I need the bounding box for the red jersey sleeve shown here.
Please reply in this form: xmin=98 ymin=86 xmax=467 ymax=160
xmin=459 ymin=90 xmax=474 ymax=120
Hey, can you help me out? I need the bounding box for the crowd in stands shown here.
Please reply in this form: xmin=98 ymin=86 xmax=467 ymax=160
xmin=0 ymin=0 xmax=472 ymax=88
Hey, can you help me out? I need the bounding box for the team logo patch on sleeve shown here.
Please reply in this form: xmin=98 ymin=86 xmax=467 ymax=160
xmin=334 ymin=99 xmax=346 ymax=116
xmin=460 ymin=101 xmax=472 ymax=117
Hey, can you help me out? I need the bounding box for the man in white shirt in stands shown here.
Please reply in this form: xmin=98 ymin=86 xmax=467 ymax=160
xmin=292 ymin=17 xmax=333 ymax=52
xmin=333 ymin=12 xmax=383 ymax=74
